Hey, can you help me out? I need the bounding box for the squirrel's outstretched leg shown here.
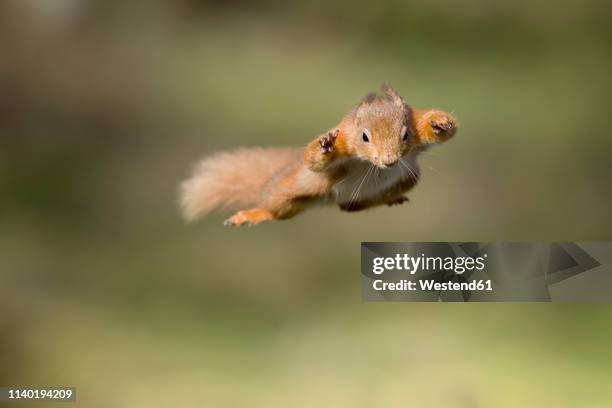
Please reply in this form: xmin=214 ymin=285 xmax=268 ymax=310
xmin=224 ymin=208 xmax=274 ymax=227
xmin=304 ymin=129 xmax=342 ymax=171
xmin=413 ymin=109 xmax=457 ymax=145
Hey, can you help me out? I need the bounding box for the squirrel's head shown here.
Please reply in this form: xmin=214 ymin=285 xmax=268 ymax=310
xmin=347 ymin=85 xmax=415 ymax=169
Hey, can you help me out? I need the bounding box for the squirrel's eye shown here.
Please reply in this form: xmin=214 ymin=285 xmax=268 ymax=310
xmin=362 ymin=132 xmax=370 ymax=143
xmin=402 ymin=127 xmax=410 ymax=142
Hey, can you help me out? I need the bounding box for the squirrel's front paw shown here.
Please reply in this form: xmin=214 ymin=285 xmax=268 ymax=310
xmin=427 ymin=111 xmax=457 ymax=141
xmin=318 ymin=129 xmax=339 ymax=153
xmin=306 ymin=129 xmax=340 ymax=171
xmin=430 ymin=115 xmax=455 ymax=135
xmin=417 ymin=110 xmax=457 ymax=145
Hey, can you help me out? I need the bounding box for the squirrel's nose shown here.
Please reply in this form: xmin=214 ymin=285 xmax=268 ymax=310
xmin=381 ymin=156 xmax=397 ymax=167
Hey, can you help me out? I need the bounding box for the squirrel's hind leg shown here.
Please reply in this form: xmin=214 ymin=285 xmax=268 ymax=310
xmin=223 ymin=208 xmax=275 ymax=227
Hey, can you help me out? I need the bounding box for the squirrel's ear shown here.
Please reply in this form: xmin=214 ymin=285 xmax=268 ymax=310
xmin=380 ymin=84 xmax=404 ymax=105
xmin=360 ymin=92 xmax=377 ymax=105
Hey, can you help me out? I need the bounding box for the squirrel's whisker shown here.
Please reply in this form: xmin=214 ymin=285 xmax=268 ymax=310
xmin=347 ymin=166 xmax=367 ymax=210
xmin=351 ymin=165 xmax=374 ymax=210
xmin=350 ymin=165 xmax=374 ymax=210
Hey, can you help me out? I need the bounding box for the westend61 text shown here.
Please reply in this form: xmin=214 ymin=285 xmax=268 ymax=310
xmin=373 ymin=279 xmax=493 ymax=292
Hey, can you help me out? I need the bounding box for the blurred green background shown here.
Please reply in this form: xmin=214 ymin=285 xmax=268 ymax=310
xmin=1 ymin=0 xmax=612 ymax=406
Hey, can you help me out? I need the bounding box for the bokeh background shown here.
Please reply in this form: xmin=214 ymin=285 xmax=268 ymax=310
xmin=1 ymin=0 xmax=612 ymax=406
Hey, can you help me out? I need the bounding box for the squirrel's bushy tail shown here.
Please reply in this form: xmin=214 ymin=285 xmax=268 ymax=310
xmin=180 ymin=147 xmax=300 ymax=221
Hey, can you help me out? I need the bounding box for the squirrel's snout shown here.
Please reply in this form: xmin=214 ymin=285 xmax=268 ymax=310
xmin=372 ymin=152 xmax=398 ymax=168
xmin=378 ymin=154 xmax=398 ymax=168
xmin=376 ymin=160 xmax=398 ymax=169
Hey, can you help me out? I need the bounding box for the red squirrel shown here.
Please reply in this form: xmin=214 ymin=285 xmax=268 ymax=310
xmin=180 ymin=85 xmax=457 ymax=227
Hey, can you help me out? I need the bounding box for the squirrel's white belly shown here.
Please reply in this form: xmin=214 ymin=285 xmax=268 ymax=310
xmin=332 ymin=156 xmax=417 ymax=206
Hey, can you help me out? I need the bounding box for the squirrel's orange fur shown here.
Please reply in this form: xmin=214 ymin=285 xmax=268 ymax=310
xmin=180 ymin=85 xmax=457 ymax=227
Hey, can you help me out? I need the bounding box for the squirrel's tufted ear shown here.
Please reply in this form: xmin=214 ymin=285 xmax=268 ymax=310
xmin=381 ymin=84 xmax=413 ymax=121
xmin=360 ymin=92 xmax=377 ymax=105
xmin=380 ymin=84 xmax=404 ymax=105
